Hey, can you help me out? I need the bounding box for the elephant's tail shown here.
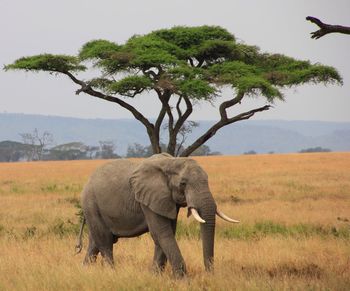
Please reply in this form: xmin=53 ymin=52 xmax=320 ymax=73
xmin=75 ymin=216 xmax=85 ymax=254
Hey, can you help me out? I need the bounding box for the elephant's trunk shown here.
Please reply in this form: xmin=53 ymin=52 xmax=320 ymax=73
xmin=198 ymin=199 xmax=216 ymax=271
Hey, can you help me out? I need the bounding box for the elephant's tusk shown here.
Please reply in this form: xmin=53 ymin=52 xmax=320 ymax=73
xmin=216 ymin=209 xmax=240 ymax=223
xmin=190 ymin=208 xmax=206 ymax=223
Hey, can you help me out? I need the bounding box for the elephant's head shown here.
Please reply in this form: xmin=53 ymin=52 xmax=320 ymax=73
xmin=130 ymin=153 xmax=238 ymax=271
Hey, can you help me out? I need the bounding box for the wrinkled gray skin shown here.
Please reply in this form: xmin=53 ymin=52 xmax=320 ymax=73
xmin=80 ymin=153 xmax=217 ymax=277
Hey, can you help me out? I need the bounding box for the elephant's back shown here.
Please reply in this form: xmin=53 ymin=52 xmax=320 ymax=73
xmin=82 ymin=159 xmax=137 ymax=214
xmin=91 ymin=159 xmax=136 ymax=186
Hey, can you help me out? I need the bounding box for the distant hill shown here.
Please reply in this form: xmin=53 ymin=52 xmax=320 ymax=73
xmin=1 ymin=113 xmax=349 ymax=155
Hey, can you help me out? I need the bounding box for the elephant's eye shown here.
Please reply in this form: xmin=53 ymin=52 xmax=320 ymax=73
xmin=179 ymin=181 xmax=186 ymax=190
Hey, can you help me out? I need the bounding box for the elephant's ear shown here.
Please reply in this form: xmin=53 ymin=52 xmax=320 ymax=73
xmin=130 ymin=160 xmax=177 ymax=219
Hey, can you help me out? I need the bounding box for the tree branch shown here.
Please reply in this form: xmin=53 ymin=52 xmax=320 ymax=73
xmin=153 ymin=90 xmax=168 ymax=153
xmin=188 ymin=58 xmax=195 ymax=67
xmin=219 ymin=91 xmax=245 ymax=121
xmin=196 ymin=58 xmax=204 ymax=68
xmin=306 ymin=16 xmax=350 ymax=39
xmin=63 ymin=71 xmax=155 ymax=136
xmin=167 ymin=96 xmax=193 ymax=155
xmin=163 ymin=95 xmax=176 ymax=154
xmin=175 ymin=133 xmax=186 ymax=157
xmin=122 ymin=88 xmax=145 ymax=98
xmin=227 ymin=105 xmax=271 ymax=123
xmin=142 ymin=68 xmax=158 ymax=79
xmin=173 ymin=96 xmax=193 ymax=135
xmin=154 ymin=106 xmax=167 ymax=136
xmin=176 ymin=96 xmax=183 ymax=118
xmin=181 ymin=102 xmax=271 ymax=157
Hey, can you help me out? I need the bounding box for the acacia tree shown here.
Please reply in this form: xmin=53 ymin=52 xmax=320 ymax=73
xmin=5 ymin=26 xmax=342 ymax=156
xmin=19 ymin=128 xmax=53 ymax=161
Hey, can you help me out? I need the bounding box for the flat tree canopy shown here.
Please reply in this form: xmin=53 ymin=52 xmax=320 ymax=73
xmin=5 ymin=26 xmax=342 ymax=156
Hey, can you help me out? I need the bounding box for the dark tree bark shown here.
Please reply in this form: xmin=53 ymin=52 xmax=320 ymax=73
xmin=306 ymin=16 xmax=350 ymax=39
xmin=64 ymin=70 xmax=272 ymax=158
xmin=180 ymin=91 xmax=271 ymax=157
xmin=63 ymin=71 xmax=162 ymax=154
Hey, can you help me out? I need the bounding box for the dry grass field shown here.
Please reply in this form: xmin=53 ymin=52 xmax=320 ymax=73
xmin=0 ymin=153 xmax=349 ymax=290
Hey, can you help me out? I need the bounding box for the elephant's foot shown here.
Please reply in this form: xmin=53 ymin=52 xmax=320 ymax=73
xmin=100 ymin=247 xmax=114 ymax=268
xmin=83 ymin=254 xmax=98 ymax=265
xmin=152 ymin=244 xmax=167 ymax=273
xmin=101 ymin=258 xmax=115 ymax=268
xmin=172 ymin=264 xmax=187 ymax=279
xmin=151 ymin=262 xmax=166 ymax=274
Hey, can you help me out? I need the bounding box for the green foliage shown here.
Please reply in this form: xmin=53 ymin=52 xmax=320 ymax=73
xmin=194 ymin=40 xmax=237 ymax=62
xmin=237 ymin=76 xmax=283 ymax=101
xmin=79 ymin=39 xmax=121 ymax=61
xmin=48 ymin=218 xmax=79 ymax=238
xmin=126 ymin=143 xmax=167 ymax=158
xmin=4 ymin=54 xmax=86 ymax=73
xmin=5 ymin=25 xmax=342 ymax=103
xmin=175 ymin=220 xmax=350 ymax=241
xmin=176 ymin=79 xmax=216 ymax=100
xmin=176 ymin=221 xmax=201 ymax=239
xmin=108 ymin=76 xmax=153 ymax=96
xmin=287 ymin=65 xmax=343 ymax=86
xmin=151 ymin=25 xmax=235 ymax=50
xmin=126 ymin=35 xmax=183 ymax=67
xmin=40 ymin=182 xmax=82 ymax=194
xmin=218 ymin=221 xmax=350 ymax=240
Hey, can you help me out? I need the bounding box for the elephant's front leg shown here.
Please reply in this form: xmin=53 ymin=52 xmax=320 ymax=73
xmin=152 ymin=244 xmax=167 ymax=272
xmin=141 ymin=205 xmax=186 ymax=277
xmin=152 ymin=211 xmax=178 ymax=273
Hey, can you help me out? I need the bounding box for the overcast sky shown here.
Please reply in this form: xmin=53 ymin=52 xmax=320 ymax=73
xmin=1 ymin=0 xmax=349 ymax=122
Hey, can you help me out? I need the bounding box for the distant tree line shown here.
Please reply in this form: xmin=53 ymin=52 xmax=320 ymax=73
xmin=0 ymin=129 xmax=220 ymax=162
xmin=299 ymin=147 xmax=331 ymax=153
xmin=0 ymin=140 xmax=120 ymax=162
xmin=242 ymin=147 xmax=332 ymax=155
xmin=126 ymin=143 xmax=220 ymax=158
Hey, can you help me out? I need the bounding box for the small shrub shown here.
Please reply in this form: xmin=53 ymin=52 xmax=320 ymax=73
xmin=0 ymin=224 xmax=5 ymax=236
xmin=41 ymin=183 xmax=58 ymax=192
xmin=40 ymin=183 xmax=82 ymax=193
xmin=220 ymin=224 xmax=258 ymax=240
xmin=48 ymin=219 xmax=79 ymax=238
xmin=255 ymin=221 xmax=288 ymax=235
xmin=23 ymin=226 xmax=37 ymax=240
xmin=243 ymin=150 xmax=257 ymax=155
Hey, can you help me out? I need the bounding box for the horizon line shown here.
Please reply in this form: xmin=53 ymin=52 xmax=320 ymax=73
xmin=1 ymin=111 xmax=350 ymax=124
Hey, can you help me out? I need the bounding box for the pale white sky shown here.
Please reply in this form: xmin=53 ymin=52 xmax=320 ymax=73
xmin=1 ymin=0 xmax=349 ymax=122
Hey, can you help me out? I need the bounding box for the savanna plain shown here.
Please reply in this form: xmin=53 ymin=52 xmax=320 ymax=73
xmin=0 ymin=153 xmax=349 ymax=290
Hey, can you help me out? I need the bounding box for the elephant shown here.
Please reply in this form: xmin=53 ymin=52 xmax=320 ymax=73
xmin=75 ymin=153 xmax=239 ymax=277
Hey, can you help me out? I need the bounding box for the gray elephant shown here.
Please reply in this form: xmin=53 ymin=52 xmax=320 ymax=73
xmin=76 ymin=153 xmax=238 ymax=277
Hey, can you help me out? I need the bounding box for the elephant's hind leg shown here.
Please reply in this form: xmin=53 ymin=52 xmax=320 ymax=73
xmin=84 ymin=233 xmax=115 ymax=267
xmin=100 ymin=246 xmax=114 ymax=266
xmin=83 ymin=234 xmax=99 ymax=265
xmin=84 ymin=207 xmax=115 ymax=267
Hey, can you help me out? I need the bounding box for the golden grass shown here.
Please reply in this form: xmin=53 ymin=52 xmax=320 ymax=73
xmin=0 ymin=153 xmax=349 ymax=290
